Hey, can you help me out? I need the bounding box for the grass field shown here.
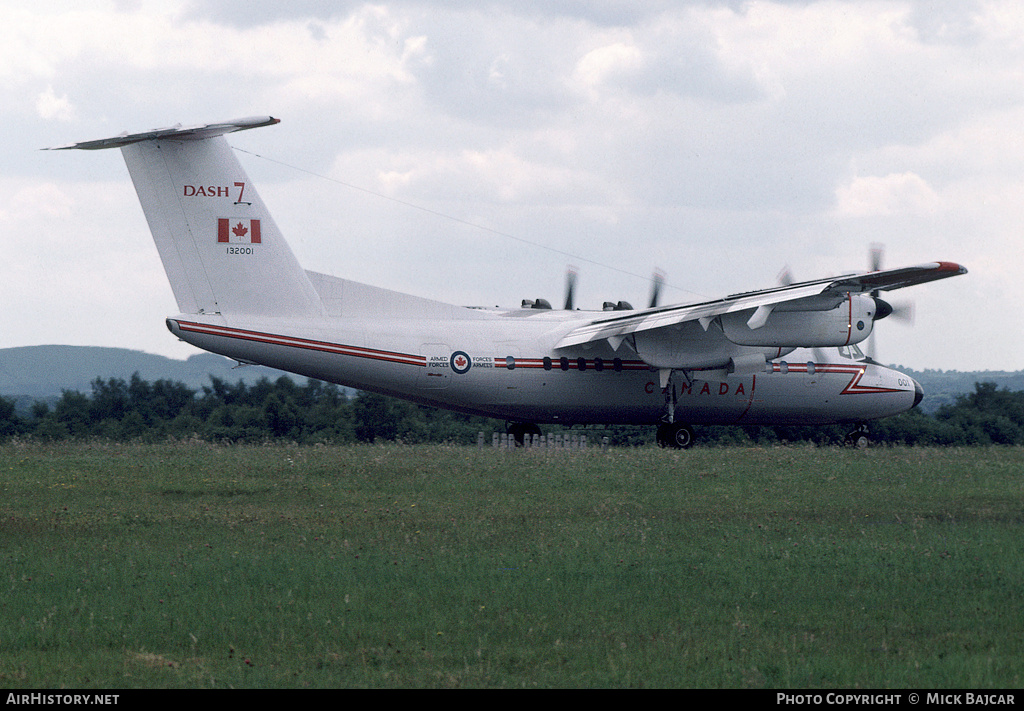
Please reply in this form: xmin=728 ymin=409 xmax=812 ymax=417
xmin=1 ymin=440 xmax=1022 ymax=688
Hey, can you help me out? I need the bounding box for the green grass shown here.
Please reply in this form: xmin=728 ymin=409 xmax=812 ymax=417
xmin=1 ymin=441 xmax=1022 ymax=688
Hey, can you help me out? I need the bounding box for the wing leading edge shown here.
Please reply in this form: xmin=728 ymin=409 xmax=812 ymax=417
xmin=556 ymin=261 xmax=967 ymax=349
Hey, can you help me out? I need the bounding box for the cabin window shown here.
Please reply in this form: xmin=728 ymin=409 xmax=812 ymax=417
xmin=506 ymin=356 xmax=515 ymax=370
xmin=577 ymin=357 xmax=587 ymax=371
xmin=560 ymin=357 xmax=570 ymax=371
xmin=542 ymin=357 xmax=552 ymax=371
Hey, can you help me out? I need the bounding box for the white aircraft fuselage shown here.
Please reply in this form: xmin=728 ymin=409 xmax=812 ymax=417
xmin=166 ymin=304 xmax=918 ymax=428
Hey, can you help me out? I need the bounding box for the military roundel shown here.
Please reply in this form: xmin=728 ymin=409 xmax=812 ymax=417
xmin=450 ymin=351 xmax=472 ymax=374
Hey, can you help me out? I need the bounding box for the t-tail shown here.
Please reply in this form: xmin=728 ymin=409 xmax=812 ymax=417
xmin=49 ymin=117 xmax=322 ymax=319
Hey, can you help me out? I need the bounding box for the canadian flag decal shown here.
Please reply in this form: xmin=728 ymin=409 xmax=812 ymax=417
xmin=217 ymin=218 xmax=262 ymax=244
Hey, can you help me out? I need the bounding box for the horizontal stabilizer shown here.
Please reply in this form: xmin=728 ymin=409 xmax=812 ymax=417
xmin=46 ymin=116 xmax=280 ymax=151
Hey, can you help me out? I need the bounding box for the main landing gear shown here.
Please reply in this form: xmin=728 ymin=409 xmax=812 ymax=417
xmin=654 ymin=368 xmax=695 ymax=449
xmin=656 ymin=422 xmax=695 ymax=449
xmin=845 ymin=424 xmax=871 ymax=449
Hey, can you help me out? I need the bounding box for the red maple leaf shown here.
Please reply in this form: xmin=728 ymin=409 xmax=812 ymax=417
xmin=455 ymin=356 xmax=467 ymax=368
xmin=232 ymin=222 xmax=248 ymax=238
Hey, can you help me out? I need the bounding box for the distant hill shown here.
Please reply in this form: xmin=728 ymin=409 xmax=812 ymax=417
xmin=896 ymin=366 xmax=1024 ymax=413
xmin=0 ymin=345 xmax=299 ymax=406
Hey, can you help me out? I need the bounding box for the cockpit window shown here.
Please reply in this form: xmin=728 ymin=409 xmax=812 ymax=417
xmin=837 ymin=344 xmax=867 ymax=361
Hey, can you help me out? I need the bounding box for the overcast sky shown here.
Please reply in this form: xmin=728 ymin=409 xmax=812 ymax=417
xmin=3 ymin=1 xmax=1017 ymax=372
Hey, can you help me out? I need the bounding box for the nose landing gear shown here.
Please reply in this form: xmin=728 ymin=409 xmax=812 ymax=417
xmin=656 ymin=422 xmax=695 ymax=449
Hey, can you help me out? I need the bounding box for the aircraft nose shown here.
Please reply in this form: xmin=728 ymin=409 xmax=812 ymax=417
xmin=912 ymin=378 xmax=924 ymax=409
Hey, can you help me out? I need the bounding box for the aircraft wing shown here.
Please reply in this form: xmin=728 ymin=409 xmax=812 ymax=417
xmin=555 ymin=261 xmax=966 ymax=349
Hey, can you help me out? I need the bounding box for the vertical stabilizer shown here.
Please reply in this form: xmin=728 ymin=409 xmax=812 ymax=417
xmin=53 ymin=117 xmax=321 ymax=319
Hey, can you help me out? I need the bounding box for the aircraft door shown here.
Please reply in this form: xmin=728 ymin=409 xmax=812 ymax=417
xmin=420 ymin=343 xmax=452 ymax=390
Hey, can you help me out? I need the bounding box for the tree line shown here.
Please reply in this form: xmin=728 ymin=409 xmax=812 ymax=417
xmin=0 ymin=374 xmax=1022 ymax=446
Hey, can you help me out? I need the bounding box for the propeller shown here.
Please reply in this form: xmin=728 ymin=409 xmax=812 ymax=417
xmin=866 ymin=243 xmax=913 ymax=319
xmin=552 ymin=266 xmax=666 ymax=311
xmin=865 ymin=243 xmax=915 ymax=360
xmin=522 ymin=266 xmax=575 ymax=310
xmin=869 ymin=242 xmax=884 ymax=273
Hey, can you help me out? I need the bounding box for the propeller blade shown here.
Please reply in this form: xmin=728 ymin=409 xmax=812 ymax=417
xmin=889 ymin=300 xmax=915 ymax=325
xmin=865 ymin=244 xmax=885 ymax=360
xmin=864 ymin=244 xmax=916 ymax=361
xmin=564 ymin=267 xmax=577 ymax=310
xmin=648 ymin=269 xmax=665 ymax=308
xmin=777 ymin=265 xmax=795 ymax=287
xmin=869 ymin=242 xmax=884 ymax=273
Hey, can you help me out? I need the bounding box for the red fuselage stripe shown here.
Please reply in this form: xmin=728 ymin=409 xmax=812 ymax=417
xmin=174 ymin=321 xmax=896 ymax=393
xmin=173 ymin=320 xmax=650 ymax=372
xmin=844 ymin=293 xmax=853 ymax=346
xmin=174 ymin=320 xmax=426 ymax=367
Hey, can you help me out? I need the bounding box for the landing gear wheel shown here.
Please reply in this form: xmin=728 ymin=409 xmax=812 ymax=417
xmin=657 ymin=422 xmax=695 ymax=449
xmin=507 ymin=422 xmax=542 ymax=446
xmin=845 ymin=425 xmax=870 ymax=449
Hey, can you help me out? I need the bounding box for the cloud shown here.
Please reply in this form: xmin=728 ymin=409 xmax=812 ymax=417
xmin=835 ymin=172 xmax=941 ymax=217
xmin=35 ymin=86 xmax=76 ymax=122
xmin=575 ymin=41 xmax=645 ymax=89
xmin=1 ymin=1 xmax=1019 ymax=370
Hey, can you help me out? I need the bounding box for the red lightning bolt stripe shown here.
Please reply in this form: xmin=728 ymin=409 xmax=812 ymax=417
xmin=769 ymin=362 xmax=903 ymax=395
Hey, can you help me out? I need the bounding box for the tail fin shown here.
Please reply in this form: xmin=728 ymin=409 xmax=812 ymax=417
xmin=51 ymin=117 xmax=322 ymax=318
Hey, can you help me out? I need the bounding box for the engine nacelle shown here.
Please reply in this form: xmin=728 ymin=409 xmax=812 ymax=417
xmin=632 ymin=319 xmax=792 ymax=370
xmin=721 ymin=293 xmax=878 ymax=348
